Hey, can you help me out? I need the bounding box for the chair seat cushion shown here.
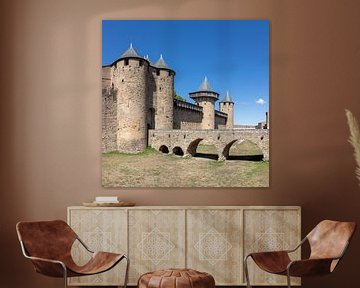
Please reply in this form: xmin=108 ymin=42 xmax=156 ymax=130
xmin=138 ymin=268 xmax=215 ymax=288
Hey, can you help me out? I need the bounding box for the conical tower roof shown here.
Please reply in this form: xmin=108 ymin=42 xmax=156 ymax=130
xmin=189 ymin=76 xmax=219 ymax=101
xmin=152 ymin=54 xmax=175 ymax=74
xmin=154 ymin=54 xmax=169 ymax=69
xmin=220 ymin=91 xmax=234 ymax=103
xmin=120 ymin=43 xmax=141 ymax=58
xmin=198 ymin=76 xmax=212 ymax=91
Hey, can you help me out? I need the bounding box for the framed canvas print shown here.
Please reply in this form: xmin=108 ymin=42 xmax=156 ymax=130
xmin=102 ymin=20 xmax=269 ymax=187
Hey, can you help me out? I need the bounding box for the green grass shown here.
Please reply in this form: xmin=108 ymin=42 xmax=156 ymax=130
xmin=103 ymin=147 xmax=157 ymax=157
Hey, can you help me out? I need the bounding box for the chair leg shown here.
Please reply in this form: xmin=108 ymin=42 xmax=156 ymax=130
xmin=244 ymin=255 xmax=252 ymax=288
xmin=62 ymin=264 xmax=68 ymax=288
xmin=123 ymin=255 xmax=130 ymax=288
xmin=286 ymin=269 xmax=292 ymax=288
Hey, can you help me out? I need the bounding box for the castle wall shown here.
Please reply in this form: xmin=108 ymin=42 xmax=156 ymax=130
xmin=102 ymin=88 xmax=118 ymax=152
xmin=154 ymin=69 xmax=174 ymax=129
xmin=113 ymin=58 xmax=148 ymax=153
xmin=174 ymin=102 xmax=202 ymax=129
xmin=215 ymin=113 xmax=227 ymax=129
xmin=102 ymin=66 xmax=112 ymax=89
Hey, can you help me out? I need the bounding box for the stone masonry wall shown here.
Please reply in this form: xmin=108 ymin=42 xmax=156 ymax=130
xmin=154 ymin=69 xmax=174 ymax=129
xmin=220 ymin=102 xmax=234 ymax=129
xmin=227 ymin=103 xmax=234 ymax=129
xmin=102 ymin=88 xmax=118 ymax=152
xmin=146 ymin=67 xmax=157 ymax=129
xmin=113 ymin=58 xmax=148 ymax=153
xmin=198 ymin=98 xmax=215 ymax=129
xmin=174 ymin=105 xmax=202 ymax=129
xmin=102 ymin=66 xmax=112 ymax=89
xmin=149 ymin=129 xmax=270 ymax=160
xmin=215 ymin=114 xmax=226 ymax=129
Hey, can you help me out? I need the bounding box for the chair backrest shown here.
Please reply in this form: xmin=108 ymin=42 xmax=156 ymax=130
xmin=16 ymin=220 xmax=77 ymax=261
xmin=307 ymin=220 xmax=356 ymax=261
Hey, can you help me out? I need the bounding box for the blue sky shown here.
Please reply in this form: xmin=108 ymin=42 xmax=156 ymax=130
xmin=102 ymin=20 xmax=269 ymax=125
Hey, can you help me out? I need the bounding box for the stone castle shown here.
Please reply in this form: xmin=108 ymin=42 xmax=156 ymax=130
xmin=102 ymin=44 xmax=268 ymax=156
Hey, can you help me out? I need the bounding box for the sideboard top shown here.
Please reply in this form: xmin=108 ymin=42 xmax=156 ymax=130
xmin=68 ymin=205 xmax=301 ymax=210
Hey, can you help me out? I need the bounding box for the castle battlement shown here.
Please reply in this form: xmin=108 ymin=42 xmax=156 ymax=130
xmin=174 ymin=99 xmax=203 ymax=112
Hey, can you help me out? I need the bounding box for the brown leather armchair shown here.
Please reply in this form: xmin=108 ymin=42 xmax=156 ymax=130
xmin=244 ymin=220 xmax=356 ymax=288
xmin=16 ymin=220 xmax=129 ymax=288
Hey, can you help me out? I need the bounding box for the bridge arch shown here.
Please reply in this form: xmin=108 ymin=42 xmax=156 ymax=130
xmin=173 ymin=146 xmax=184 ymax=156
xmin=220 ymin=139 xmax=242 ymax=160
xmin=220 ymin=139 xmax=265 ymax=161
xmin=186 ymin=138 xmax=204 ymax=156
xmin=159 ymin=145 xmax=169 ymax=154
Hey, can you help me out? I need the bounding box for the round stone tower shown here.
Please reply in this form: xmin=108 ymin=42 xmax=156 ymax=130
xmin=112 ymin=44 xmax=149 ymax=153
xmin=219 ymin=90 xmax=234 ymax=129
xmin=153 ymin=54 xmax=175 ymax=130
xmin=189 ymin=77 xmax=219 ymax=129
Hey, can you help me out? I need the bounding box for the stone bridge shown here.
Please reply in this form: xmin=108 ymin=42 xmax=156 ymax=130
xmin=148 ymin=129 xmax=269 ymax=161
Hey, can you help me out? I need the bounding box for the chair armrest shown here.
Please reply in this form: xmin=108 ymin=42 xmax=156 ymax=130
xmin=286 ymin=237 xmax=307 ymax=253
xmin=25 ymin=255 xmax=65 ymax=265
xmin=25 ymin=255 xmax=67 ymax=278
xmin=287 ymin=258 xmax=336 ymax=277
xmin=247 ymin=250 xmax=290 ymax=258
xmin=20 ymin=241 xmax=67 ymax=277
xmin=76 ymin=236 xmax=94 ymax=253
xmin=19 ymin=240 xmax=67 ymax=277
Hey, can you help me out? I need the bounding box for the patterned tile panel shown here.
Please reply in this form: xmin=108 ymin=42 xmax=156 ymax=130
xmin=244 ymin=209 xmax=301 ymax=286
xmin=187 ymin=209 xmax=243 ymax=285
xmin=68 ymin=208 xmax=127 ymax=286
xmin=138 ymin=227 xmax=175 ymax=264
xmin=128 ymin=209 xmax=186 ymax=284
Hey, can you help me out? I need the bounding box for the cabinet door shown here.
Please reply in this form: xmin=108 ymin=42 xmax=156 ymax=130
xmin=68 ymin=208 xmax=127 ymax=286
xmin=128 ymin=209 xmax=186 ymax=284
xmin=187 ymin=209 xmax=243 ymax=285
xmin=243 ymin=209 xmax=301 ymax=286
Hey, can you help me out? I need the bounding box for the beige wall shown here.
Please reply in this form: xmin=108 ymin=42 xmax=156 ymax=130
xmin=1 ymin=0 xmax=360 ymax=287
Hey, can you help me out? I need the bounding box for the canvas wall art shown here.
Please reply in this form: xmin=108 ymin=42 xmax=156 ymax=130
xmin=102 ymin=20 xmax=269 ymax=187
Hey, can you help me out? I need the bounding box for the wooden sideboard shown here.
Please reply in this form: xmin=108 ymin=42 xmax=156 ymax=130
xmin=67 ymin=206 xmax=301 ymax=286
